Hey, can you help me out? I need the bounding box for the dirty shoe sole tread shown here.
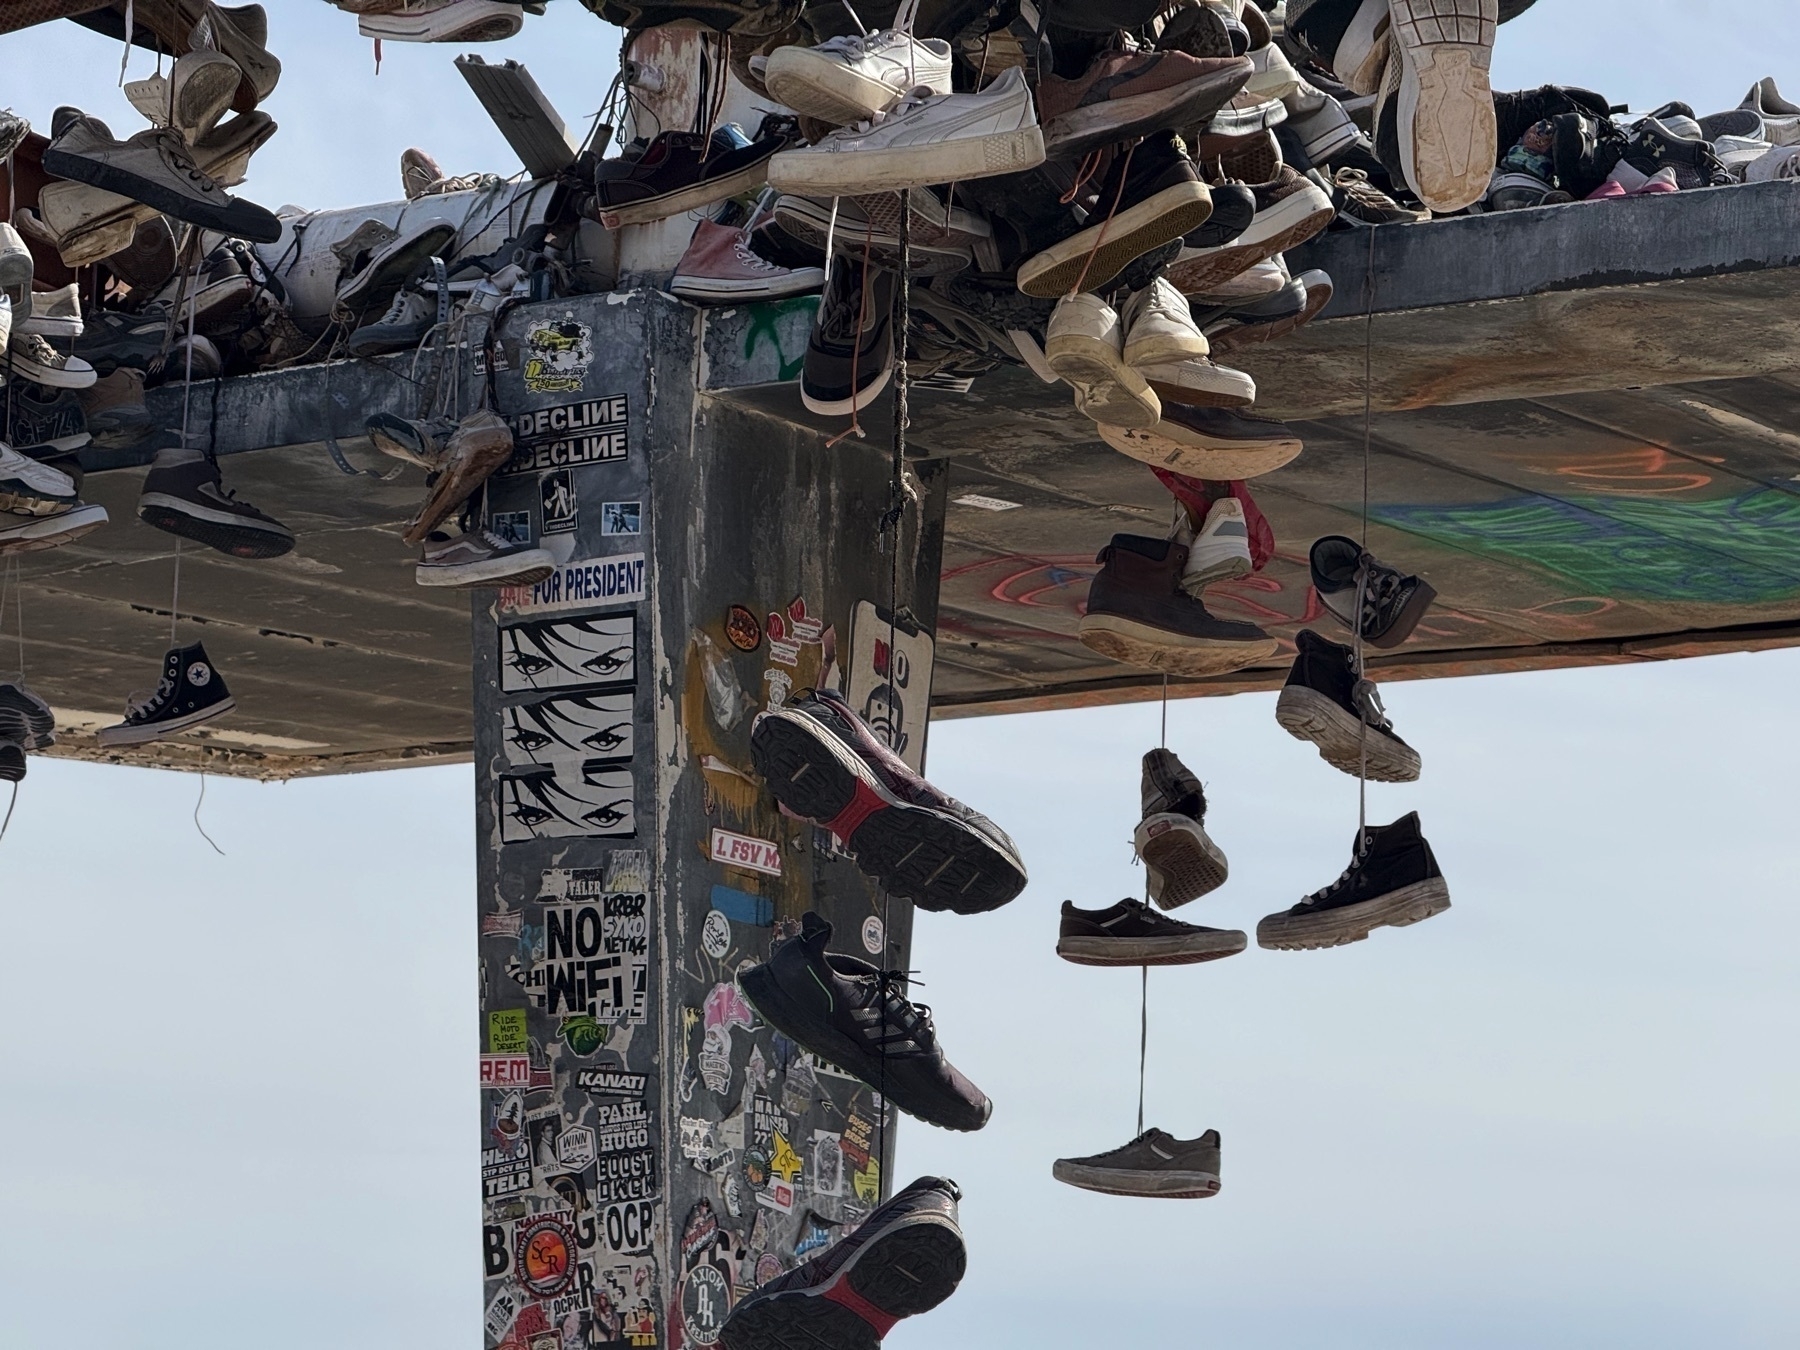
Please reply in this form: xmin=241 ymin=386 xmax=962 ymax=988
xmin=769 ymin=125 xmax=1045 ymax=197
xmin=1057 ymin=929 xmax=1245 ymax=966
xmin=1275 ymin=684 xmax=1420 ymax=782
xmin=1079 ymin=613 xmax=1277 ymax=677
xmin=1136 ymin=811 xmax=1229 ymax=908
xmin=1391 ymin=0 xmax=1498 ymax=210
xmin=1098 ymin=422 xmax=1301 ymax=479
xmin=1047 ymin=336 xmax=1161 ymax=429
xmin=1052 ymin=1159 xmax=1221 ymax=1197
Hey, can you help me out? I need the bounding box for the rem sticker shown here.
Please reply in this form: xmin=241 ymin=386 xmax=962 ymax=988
xmin=709 ymin=829 xmax=781 ymax=877
xmin=481 ymin=1054 xmax=533 ymax=1088
xmin=498 ymin=764 xmax=634 ymax=841
xmin=503 ymin=690 xmax=634 ymax=766
xmin=499 ymin=554 xmax=645 ymax=616
xmin=522 ymin=321 xmax=594 ymax=396
xmin=501 ymin=395 xmax=628 ymax=475
xmin=500 ymin=613 xmax=635 ymax=694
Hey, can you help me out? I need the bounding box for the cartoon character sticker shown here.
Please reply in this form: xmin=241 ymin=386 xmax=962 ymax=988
xmin=523 ymin=320 xmax=594 ymax=395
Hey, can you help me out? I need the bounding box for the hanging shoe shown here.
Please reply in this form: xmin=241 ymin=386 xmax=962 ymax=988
xmin=1275 ymin=628 xmax=1420 ymax=781
xmin=1164 ymin=165 xmax=1334 ymax=294
xmin=124 ymin=48 xmax=241 ymax=143
xmin=0 ymin=681 xmax=58 ymax=750
xmin=1053 ymin=1128 xmax=1222 ymax=1198
xmin=719 ymin=1175 xmax=967 ymax=1350
xmin=738 ymin=913 xmax=992 ymax=1130
xmin=763 ymin=29 xmax=954 ymax=126
xmin=356 ymin=0 xmax=526 ymax=42
xmin=346 ymin=287 xmax=439 ymax=356
xmin=415 ymin=526 xmax=555 ymax=589
xmin=1100 ymin=404 xmax=1304 ymax=480
xmin=668 ymin=218 xmax=826 ymax=304
xmin=401 ymin=410 xmax=517 ymax=546
xmin=1258 ymin=811 xmax=1449 ymax=949
xmin=1331 ymin=164 xmax=1430 ymax=223
xmin=336 ymin=220 xmax=458 ymax=316
xmin=1135 ymin=746 xmax=1229 ymax=909
xmin=770 ymin=193 xmax=983 ymax=277
xmin=0 ymin=442 xmax=80 ymax=517
xmin=1045 ymin=293 xmax=1161 ymax=431
xmin=365 ymin=411 xmax=452 ymax=470
xmin=1174 ymin=495 xmax=1253 ymax=591
xmin=1057 ymin=897 xmax=1245 ymax=965
xmin=18 ymin=283 xmax=85 ymax=338
xmin=591 ymin=117 xmax=801 ymax=229
xmin=1080 ymin=534 xmax=1277 ymax=678
xmin=0 ymin=738 xmax=23 ymax=784
xmin=1387 ymin=0 xmax=1499 ymax=211
xmin=749 ymin=688 xmax=1027 ymax=914
xmin=7 ymin=332 xmax=97 ymax=389
xmin=800 ymin=255 xmax=896 ymax=418
xmin=96 ymin=640 xmax=236 ymax=747
xmin=0 ymin=503 xmax=109 ymax=556
xmin=1037 ymin=48 xmax=1253 ymax=161
xmin=1309 ymin=533 xmax=1436 ymax=647
xmin=138 ymin=455 xmax=295 ymax=558
xmin=1203 ymin=267 xmax=1334 ymax=352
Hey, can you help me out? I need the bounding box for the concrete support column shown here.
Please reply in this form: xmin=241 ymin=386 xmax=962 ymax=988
xmin=471 ymin=290 xmax=948 ymax=1350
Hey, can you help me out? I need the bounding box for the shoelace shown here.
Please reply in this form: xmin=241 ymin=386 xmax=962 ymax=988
xmin=151 ymin=129 xmax=220 ymax=193
xmin=1350 ymin=677 xmax=1394 ymax=733
xmin=730 ymin=237 xmax=783 ymax=274
xmin=813 ymin=29 xmax=908 ymax=60
xmin=123 ymin=675 xmax=174 ymax=721
xmin=855 ymin=970 xmax=936 ymax=1055
xmin=376 ymin=288 xmax=419 ymax=325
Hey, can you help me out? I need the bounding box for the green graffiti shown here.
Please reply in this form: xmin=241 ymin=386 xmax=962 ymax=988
xmin=1375 ymin=488 xmax=1800 ymax=605
xmin=741 ymin=296 xmax=818 ymax=382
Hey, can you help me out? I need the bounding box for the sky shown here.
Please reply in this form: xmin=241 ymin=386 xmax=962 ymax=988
xmin=3 ymin=3 xmax=1799 ymax=1349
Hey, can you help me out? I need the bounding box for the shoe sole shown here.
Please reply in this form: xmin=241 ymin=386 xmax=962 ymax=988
xmin=1078 ymin=613 xmax=1277 ymax=678
xmin=1275 ymin=684 xmax=1421 ymax=782
xmin=1208 ymin=279 xmax=1333 ymax=354
xmin=768 ymin=125 xmax=1045 ymax=196
xmin=596 ymin=154 xmax=782 ymax=229
xmin=1057 ymin=929 xmax=1245 ymax=966
xmin=764 ymin=49 xmax=932 ymax=127
xmin=137 ymin=494 xmax=294 ymax=560
xmin=18 ymin=317 xmax=85 ymax=338
xmin=40 ymin=145 xmax=280 ymax=244
xmin=801 ymin=361 xmax=894 ymax=418
xmin=1136 ymin=811 xmax=1229 ymax=908
xmin=1298 ymin=109 xmax=1365 ymax=162
xmin=4 ymin=353 xmax=95 ymax=389
xmin=1018 ymin=181 xmax=1214 ymax=298
xmin=1162 ymin=187 xmax=1335 ymax=294
xmin=416 ymin=555 xmax=557 ymax=589
xmin=0 ymin=503 xmax=108 ymax=555
xmin=1122 ymin=331 xmax=1210 ymax=368
xmin=1051 ymin=1160 xmax=1221 ymax=1198
xmin=737 ymin=961 xmax=992 ymax=1131
xmin=1098 ymin=422 xmax=1302 ymax=480
xmin=96 ymin=696 xmax=236 ymax=747
xmin=749 ymin=707 xmax=1026 ymax=914
xmin=1043 ymin=68 xmax=1251 ymax=161
xmin=1045 ymin=336 xmax=1161 ymax=430
xmin=1337 ymin=0 xmax=1393 ymax=97
xmin=1181 ymin=550 xmax=1254 ymax=591
xmin=669 ymin=270 xmax=826 ymax=303
xmin=358 ymin=3 xmax=523 ymax=41
xmin=0 ymin=691 xmax=56 ymax=741
xmin=1144 ymin=365 xmax=1258 ymax=408
xmin=1258 ymin=876 xmax=1450 ymax=949
xmin=0 ymin=486 xmax=77 ymax=517
xmin=720 ymin=1209 xmax=967 ymax=1350
xmin=1391 ymin=0 xmax=1498 ymax=211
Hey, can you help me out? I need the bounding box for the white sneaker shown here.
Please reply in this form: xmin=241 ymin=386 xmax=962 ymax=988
xmin=1742 ymin=77 xmax=1800 ymax=146
xmin=17 ymin=283 xmax=83 ymax=338
xmin=0 ymin=442 xmax=79 ymax=517
xmin=1120 ymin=277 xmax=1209 ymax=368
xmin=764 ymin=30 xmax=954 ymax=126
xmin=1045 ymin=292 xmax=1161 ymax=431
xmin=7 ymin=332 xmax=96 ymax=389
xmin=1139 ymin=357 xmax=1257 ymax=409
xmin=767 ymin=64 xmax=1044 ymax=196
xmin=1183 ymin=255 xmax=1289 ymax=304
xmin=1245 ymin=39 xmax=1303 ymax=102
xmin=1746 ymin=143 xmax=1800 ymax=182
xmin=1174 ymin=498 xmax=1253 ymax=594
xmin=358 ymin=0 xmax=524 ymax=42
xmin=1714 ymin=134 xmax=1773 ymax=173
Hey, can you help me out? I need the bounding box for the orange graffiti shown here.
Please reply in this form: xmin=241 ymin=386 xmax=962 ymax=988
xmin=1506 ymin=445 xmax=1718 ymax=496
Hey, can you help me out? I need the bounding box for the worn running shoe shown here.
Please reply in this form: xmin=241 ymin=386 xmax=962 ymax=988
xmin=738 ymin=913 xmax=991 ymax=1130
xmin=763 ymin=29 xmax=953 ymax=125
xmin=1173 ymin=495 xmax=1253 ymax=590
xmin=1053 ymin=1127 xmax=1222 ymax=1198
xmin=1275 ymin=628 xmax=1421 ymax=781
xmin=749 ymin=687 xmax=1026 ymax=913
xmin=719 ymin=1175 xmax=967 ymax=1350
xmin=1259 ymin=811 xmax=1449 ymax=949
xmin=1135 ymin=747 xmax=1229 ymax=909
xmin=1309 ymin=534 xmax=1437 ymax=647
xmin=1057 ymin=897 xmax=1245 ymax=966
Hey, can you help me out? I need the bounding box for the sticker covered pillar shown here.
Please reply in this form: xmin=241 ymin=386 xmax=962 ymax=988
xmin=469 ymin=289 xmax=949 ymax=1350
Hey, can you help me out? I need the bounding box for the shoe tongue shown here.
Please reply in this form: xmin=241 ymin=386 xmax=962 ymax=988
xmin=799 ymin=911 xmax=832 ymax=944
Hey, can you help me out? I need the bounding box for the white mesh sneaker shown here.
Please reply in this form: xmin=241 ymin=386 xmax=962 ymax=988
xmin=764 ymin=29 xmax=953 ymax=125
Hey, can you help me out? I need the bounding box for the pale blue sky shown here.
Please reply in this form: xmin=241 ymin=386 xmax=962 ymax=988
xmin=3 ymin=4 xmax=1798 ymax=1348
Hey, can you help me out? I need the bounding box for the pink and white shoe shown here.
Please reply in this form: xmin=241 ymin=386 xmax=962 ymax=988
xmin=668 ymin=219 xmax=825 ymax=305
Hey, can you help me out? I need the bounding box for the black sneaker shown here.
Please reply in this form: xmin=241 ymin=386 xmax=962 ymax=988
xmin=137 ymin=457 xmax=295 ymax=559
xmin=96 ymin=641 xmax=235 ymax=747
xmin=586 ymin=116 xmax=800 ymax=229
xmin=1018 ymin=132 xmax=1215 ymax=298
xmin=1257 ymin=811 xmax=1450 ymax=950
xmin=1547 ymin=108 xmax=1627 ymax=198
xmin=1052 ymin=1127 xmax=1221 ymax=1198
xmin=1134 ymin=747 xmax=1229 ymax=909
xmin=1180 ymin=179 xmax=1256 ymax=248
xmin=74 ymin=306 xmax=175 ymax=375
xmin=1309 ymin=534 xmax=1437 ymax=648
xmin=749 ymin=686 xmax=1026 ymax=913
xmin=0 ymin=738 xmax=24 ymax=783
xmin=1057 ymin=898 xmax=1245 ymax=966
xmin=1492 ymin=84 xmax=1615 ymax=164
xmin=0 ymin=681 xmax=57 ymax=750
xmin=738 ymin=913 xmax=991 ymax=1131
xmin=1276 ymin=629 xmax=1420 ymax=782
xmin=800 ymin=256 xmax=896 ymax=418
xmin=719 ymin=1175 xmax=966 ymax=1350
xmin=1621 ymin=116 xmax=1732 ymax=190
xmin=1079 ymin=534 xmax=1277 ymax=678
xmin=5 ymin=383 xmax=89 ymax=453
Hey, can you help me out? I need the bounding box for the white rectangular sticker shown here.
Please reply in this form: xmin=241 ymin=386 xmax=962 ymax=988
xmin=499 ymin=554 xmax=645 ymax=616
xmin=503 ymin=690 xmax=634 ymax=766
xmin=709 ymin=828 xmax=782 ymax=877
xmin=499 ymin=764 xmax=635 ymax=841
xmin=499 ymin=613 xmax=635 ymax=694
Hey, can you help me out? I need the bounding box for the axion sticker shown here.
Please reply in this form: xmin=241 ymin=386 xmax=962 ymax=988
xmin=503 ymin=689 xmax=634 ymax=765
xmin=498 ymin=764 xmax=634 ymax=841
xmin=540 ymin=468 xmax=578 ymax=535
xmin=681 ymin=1264 xmax=731 ymax=1346
xmin=848 ymin=600 xmax=935 ymax=772
xmin=602 ymin=501 xmax=641 ymax=535
xmin=499 ymin=612 xmax=635 ymax=693
xmin=525 ymin=891 xmax=651 ymax=1022
xmin=709 ymin=828 xmax=781 ymax=877
xmin=514 ymin=1210 xmax=579 ymax=1296
xmin=498 ymin=553 xmax=645 ymax=616
xmin=520 ymin=322 xmax=595 ymax=397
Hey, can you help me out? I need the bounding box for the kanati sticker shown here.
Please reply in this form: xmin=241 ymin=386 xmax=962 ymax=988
xmin=498 ymin=764 xmax=634 ymax=842
xmin=602 ymin=501 xmax=642 ymax=536
xmin=500 ymin=612 xmax=635 ymax=693
xmin=540 ymin=468 xmax=578 ymax=535
xmin=521 ymin=321 xmax=595 ymax=396
xmin=578 ymin=1067 xmax=649 ymax=1097
xmin=514 ymin=1210 xmax=579 ymax=1296
xmin=709 ymin=828 xmax=781 ymax=877
xmin=498 ymin=553 xmax=645 ymax=616
xmin=503 ymin=689 xmax=634 ymax=766
xmin=724 ymin=605 xmax=761 ymax=652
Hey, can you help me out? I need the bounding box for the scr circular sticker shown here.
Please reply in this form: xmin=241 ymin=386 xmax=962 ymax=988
xmin=681 ymin=1265 xmax=731 ymax=1346
xmin=724 ymin=605 xmax=762 ymax=652
xmin=514 ymin=1213 xmax=577 ymax=1296
xmin=861 ymin=916 xmax=885 ymax=955
xmin=701 ymin=909 xmax=731 ymax=961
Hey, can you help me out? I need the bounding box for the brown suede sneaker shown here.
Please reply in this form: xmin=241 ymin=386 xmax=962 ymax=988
xmin=1037 ymin=49 xmax=1254 ymax=160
